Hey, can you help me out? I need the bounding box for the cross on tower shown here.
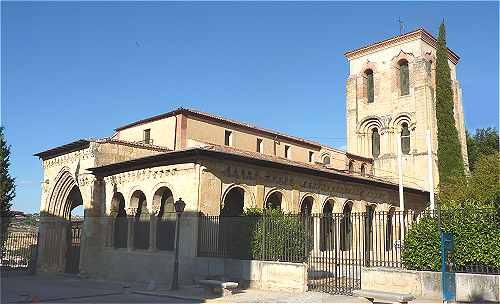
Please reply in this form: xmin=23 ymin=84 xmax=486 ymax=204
xmin=398 ymin=17 xmax=405 ymax=35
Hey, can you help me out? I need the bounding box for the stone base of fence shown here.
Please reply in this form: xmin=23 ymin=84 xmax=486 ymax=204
xmin=192 ymin=257 xmax=307 ymax=292
xmin=361 ymin=267 xmax=500 ymax=302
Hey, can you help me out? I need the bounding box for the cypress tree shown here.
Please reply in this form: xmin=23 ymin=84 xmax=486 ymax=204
xmin=435 ymin=22 xmax=465 ymax=188
xmin=0 ymin=127 xmax=15 ymax=251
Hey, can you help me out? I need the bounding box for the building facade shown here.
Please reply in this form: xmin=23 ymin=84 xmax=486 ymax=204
xmin=33 ymin=31 xmax=443 ymax=285
xmin=345 ymin=29 xmax=469 ymax=189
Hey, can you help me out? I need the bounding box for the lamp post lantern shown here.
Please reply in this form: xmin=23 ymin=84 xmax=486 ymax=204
xmin=170 ymin=198 xmax=185 ymax=290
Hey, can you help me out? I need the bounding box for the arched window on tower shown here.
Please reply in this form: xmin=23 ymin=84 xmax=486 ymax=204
xmin=371 ymin=128 xmax=380 ymax=158
xmin=360 ymin=163 xmax=366 ymax=176
xmin=365 ymin=69 xmax=374 ymax=103
xmin=401 ymin=123 xmax=410 ymax=154
xmin=323 ymin=155 xmax=331 ymax=166
xmin=399 ymin=60 xmax=409 ymax=96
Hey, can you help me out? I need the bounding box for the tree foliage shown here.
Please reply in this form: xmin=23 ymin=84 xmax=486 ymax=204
xmin=466 ymin=128 xmax=499 ymax=170
xmin=402 ymin=208 xmax=500 ymax=271
xmin=0 ymin=127 xmax=15 ymax=251
xmin=438 ymin=153 xmax=500 ymax=208
xmin=435 ymin=22 xmax=465 ymax=188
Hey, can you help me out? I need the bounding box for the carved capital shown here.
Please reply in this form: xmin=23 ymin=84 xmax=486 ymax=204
xmin=127 ymin=208 xmax=138 ymax=217
xmin=151 ymin=205 xmax=161 ymax=216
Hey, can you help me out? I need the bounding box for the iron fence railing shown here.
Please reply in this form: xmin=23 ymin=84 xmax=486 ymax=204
xmin=197 ymin=209 xmax=500 ymax=276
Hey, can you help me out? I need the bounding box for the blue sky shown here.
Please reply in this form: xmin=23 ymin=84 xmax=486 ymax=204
xmin=2 ymin=2 xmax=499 ymax=213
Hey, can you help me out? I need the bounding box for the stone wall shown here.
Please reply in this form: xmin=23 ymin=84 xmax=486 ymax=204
xmin=192 ymin=257 xmax=308 ymax=292
xmin=361 ymin=267 xmax=500 ymax=302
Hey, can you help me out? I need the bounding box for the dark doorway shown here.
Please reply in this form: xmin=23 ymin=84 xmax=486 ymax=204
xmin=65 ymin=186 xmax=83 ymax=274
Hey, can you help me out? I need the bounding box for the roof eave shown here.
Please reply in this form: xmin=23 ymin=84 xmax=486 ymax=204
xmin=344 ymin=28 xmax=459 ymax=64
xmin=88 ymin=147 xmax=427 ymax=195
xmin=34 ymin=139 xmax=91 ymax=160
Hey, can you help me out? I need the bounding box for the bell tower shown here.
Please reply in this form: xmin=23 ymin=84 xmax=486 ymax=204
xmin=345 ymin=29 xmax=468 ymax=190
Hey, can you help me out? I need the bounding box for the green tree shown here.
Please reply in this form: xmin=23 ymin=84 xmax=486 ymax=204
xmin=439 ymin=153 xmax=500 ymax=208
xmin=0 ymin=127 xmax=15 ymax=251
xmin=466 ymin=128 xmax=499 ymax=170
xmin=435 ymin=22 xmax=465 ymax=188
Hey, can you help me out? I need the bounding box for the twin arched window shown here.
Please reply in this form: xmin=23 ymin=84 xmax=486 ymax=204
xmin=371 ymin=128 xmax=380 ymax=158
xmin=401 ymin=123 xmax=410 ymax=154
xmin=399 ymin=60 xmax=410 ymax=96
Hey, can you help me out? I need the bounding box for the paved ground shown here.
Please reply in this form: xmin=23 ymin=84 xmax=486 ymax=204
xmin=1 ymin=272 xmax=196 ymax=303
xmin=1 ymin=272 xmax=437 ymax=303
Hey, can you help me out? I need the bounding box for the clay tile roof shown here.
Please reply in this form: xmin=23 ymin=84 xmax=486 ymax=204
xmin=34 ymin=139 xmax=91 ymax=160
xmin=88 ymin=142 xmax=426 ymax=194
xmin=344 ymin=28 xmax=459 ymax=64
xmin=34 ymin=138 xmax=171 ymax=161
xmin=96 ymin=138 xmax=171 ymax=152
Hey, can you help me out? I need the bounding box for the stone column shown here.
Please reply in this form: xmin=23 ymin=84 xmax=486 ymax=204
xmin=127 ymin=208 xmax=137 ymax=251
xmin=149 ymin=207 xmax=160 ymax=252
xmin=313 ymin=216 xmax=321 ymax=254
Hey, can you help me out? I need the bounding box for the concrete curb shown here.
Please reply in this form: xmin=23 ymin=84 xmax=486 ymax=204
xmin=132 ymin=290 xmax=220 ymax=302
xmin=13 ymin=292 xmax=124 ymax=303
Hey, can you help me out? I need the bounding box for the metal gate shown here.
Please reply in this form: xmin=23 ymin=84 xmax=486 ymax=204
xmin=306 ymin=211 xmax=406 ymax=295
xmin=65 ymin=221 xmax=82 ymax=274
xmin=307 ymin=214 xmax=362 ymax=294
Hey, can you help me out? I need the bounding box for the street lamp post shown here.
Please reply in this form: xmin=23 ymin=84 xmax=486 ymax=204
xmin=170 ymin=198 xmax=186 ymax=290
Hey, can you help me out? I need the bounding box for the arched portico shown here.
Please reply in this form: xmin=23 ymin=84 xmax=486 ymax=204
xmin=39 ymin=169 xmax=84 ymax=273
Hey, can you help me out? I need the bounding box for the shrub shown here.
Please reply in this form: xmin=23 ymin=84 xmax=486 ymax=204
xmin=402 ymin=208 xmax=500 ymax=271
xmin=248 ymin=208 xmax=311 ymax=261
xmin=401 ymin=212 xmax=441 ymax=271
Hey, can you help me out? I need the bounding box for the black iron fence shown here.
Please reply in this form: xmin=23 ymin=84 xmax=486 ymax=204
xmin=197 ymin=209 xmax=500 ymax=275
xmin=1 ymin=230 xmax=38 ymax=272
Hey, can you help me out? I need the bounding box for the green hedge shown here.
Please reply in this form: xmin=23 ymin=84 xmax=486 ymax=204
xmin=402 ymin=208 xmax=500 ymax=271
xmin=244 ymin=208 xmax=311 ymax=261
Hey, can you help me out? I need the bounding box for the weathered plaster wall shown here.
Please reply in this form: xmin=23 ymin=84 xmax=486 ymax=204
xmin=116 ymin=116 xmax=177 ymax=149
xmin=192 ymin=257 xmax=308 ymax=292
xmin=361 ymin=267 xmax=500 ymax=302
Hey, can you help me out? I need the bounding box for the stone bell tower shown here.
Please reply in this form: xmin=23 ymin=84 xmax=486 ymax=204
xmin=345 ymin=29 xmax=468 ymax=190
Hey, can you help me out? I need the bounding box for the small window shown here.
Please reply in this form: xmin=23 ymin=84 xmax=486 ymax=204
xmin=401 ymin=123 xmax=410 ymax=154
xmin=143 ymin=129 xmax=151 ymax=144
xmin=273 ymin=141 xmax=277 ymax=156
xmin=360 ymin=164 xmax=366 ymax=176
xmin=323 ymin=155 xmax=331 ymax=165
xmin=284 ymin=145 xmax=291 ymax=159
xmin=372 ymin=128 xmax=380 ymax=158
xmin=308 ymin=151 xmax=314 ymax=163
xmin=365 ymin=69 xmax=374 ymax=103
xmin=399 ymin=59 xmax=409 ymax=96
xmin=348 ymin=161 xmax=354 ymax=172
xmin=224 ymin=130 xmax=232 ymax=146
xmin=256 ymin=138 xmax=263 ymax=153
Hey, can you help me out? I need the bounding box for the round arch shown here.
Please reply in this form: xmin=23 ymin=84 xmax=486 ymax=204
xmin=264 ymin=189 xmax=285 ymax=210
xmin=221 ymin=185 xmax=246 ymax=216
xmin=300 ymin=195 xmax=315 ymax=215
xmin=357 ymin=116 xmax=383 ymax=134
xmin=150 ymin=182 xmax=177 ymax=209
xmin=46 ymin=168 xmax=82 ymax=219
xmin=322 ymin=198 xmax=337 ymax=214
xmin=221 ymin=184 xmax=255 ymax=213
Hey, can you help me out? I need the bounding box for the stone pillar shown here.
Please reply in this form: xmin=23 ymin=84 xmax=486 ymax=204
xmin=107 ymin=214 xmax=116 ymax=248
xmin=255 ymin=185 xmax=265 ymax=209
xmin=127 ymin=208 xmax=137 ymax=251
xmin=149 ymin=209 xmax=159 ymax=252
xmin=313 ymin=216 xmax=321 ymax=253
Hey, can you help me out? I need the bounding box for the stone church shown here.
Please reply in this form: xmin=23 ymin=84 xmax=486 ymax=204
xmin=34 ymin=29 xmax=466 ymax=284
